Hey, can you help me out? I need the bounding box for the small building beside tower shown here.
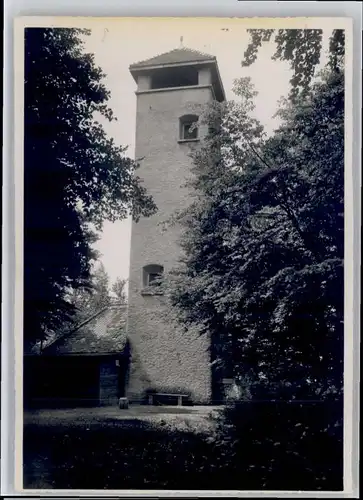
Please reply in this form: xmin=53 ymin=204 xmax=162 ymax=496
xmin=24 ymin=303 xmax=129 ymax=408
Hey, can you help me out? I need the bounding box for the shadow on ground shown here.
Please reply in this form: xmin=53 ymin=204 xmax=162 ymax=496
xmin=23 ymin=406 xmax=224 ymax=490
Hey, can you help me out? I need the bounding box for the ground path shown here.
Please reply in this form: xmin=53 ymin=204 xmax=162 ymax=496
xmin=24 ymin=404 xmax=222 ymax=433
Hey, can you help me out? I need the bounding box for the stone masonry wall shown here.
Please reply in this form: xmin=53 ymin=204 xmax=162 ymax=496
xmin=126 ymin=85 xmax=214 ymax=403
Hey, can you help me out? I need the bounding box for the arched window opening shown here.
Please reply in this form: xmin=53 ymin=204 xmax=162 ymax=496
xmin=142 ymin=264 xmax=164 ymax=288
xmin=179 ymin=114 xmax=199 ymax=141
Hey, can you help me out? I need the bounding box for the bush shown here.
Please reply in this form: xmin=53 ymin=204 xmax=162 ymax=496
xmin=213 ymin=399 xmax=343 ymax=491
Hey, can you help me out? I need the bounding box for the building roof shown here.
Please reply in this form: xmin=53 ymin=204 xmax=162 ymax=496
xmin=129 ymin=47 xmax=216 ymax=70
xmin=33 ymin=304 xmax=128 ymax=356
xmin=129 ymin=46 xmax=226 ymax=102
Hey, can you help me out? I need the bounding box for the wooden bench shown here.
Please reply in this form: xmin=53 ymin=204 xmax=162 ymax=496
xmin=148 ymin=393 xmax=188 ymax=406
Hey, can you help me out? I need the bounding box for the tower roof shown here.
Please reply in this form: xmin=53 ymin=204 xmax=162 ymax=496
xmin=130 ymin=47 xmax=216 ymax=70
xmin=129 ymin=46 xmax=225 ymax=101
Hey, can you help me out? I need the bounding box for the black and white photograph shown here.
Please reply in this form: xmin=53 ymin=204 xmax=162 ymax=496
xmin=12 ymin=15 xmax=355 ymax=494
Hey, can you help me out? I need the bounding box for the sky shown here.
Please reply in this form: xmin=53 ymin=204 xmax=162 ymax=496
xmin=80 ymin=18 xmax=329 ymax=285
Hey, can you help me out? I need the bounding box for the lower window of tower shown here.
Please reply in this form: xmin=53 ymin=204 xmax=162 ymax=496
xmin=142 ymin=264 xmax=164 ymax=289
xmin=147 ymin=272 xmax=161 ymax=286
xmin=182 ymin=122 xmax=198 ymax=140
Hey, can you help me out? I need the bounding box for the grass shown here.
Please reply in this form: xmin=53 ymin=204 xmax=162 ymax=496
xmin=23 ymin=403 xmax=343 ymax=491
xmin=23 ymin=419 xmax=223 ymax=490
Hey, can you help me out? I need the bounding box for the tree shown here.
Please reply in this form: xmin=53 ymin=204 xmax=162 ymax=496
xmin=24 ymin=28 xmax=156 ymax=345
xmin=162 ymin=25 xmax=345 ymax=403
xmin=159 ymin=30 xmax=344 ymax=489
xmin=112 ymin=277 xmax=127 ymax=304
xmin=242 ymin=28 xmax=345 ymax=99
xmin=90 ymin=263 xmax=111 ymax=311
xmin=69 ymin=262 xmax=112 ymax=324
xmin=165 ymin=65 xmax=344 ymax=401
xmin=161 ymin=66 xmax=344 ymax=490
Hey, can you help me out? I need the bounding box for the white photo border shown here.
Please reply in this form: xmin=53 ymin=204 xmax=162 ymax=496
xmin=2 ymin=1 xmax=361 ymax=498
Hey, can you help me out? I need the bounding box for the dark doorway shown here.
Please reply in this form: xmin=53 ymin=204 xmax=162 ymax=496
xmin=24 ymin=355 xmax=100 ymax=408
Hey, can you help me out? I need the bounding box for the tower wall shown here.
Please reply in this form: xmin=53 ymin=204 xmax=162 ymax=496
xmin=126 ymin=85 xmax=214 ymax=403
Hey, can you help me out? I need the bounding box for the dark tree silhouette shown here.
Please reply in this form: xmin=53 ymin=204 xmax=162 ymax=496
xmin=24 ymin=28 xmax=156 ymax=345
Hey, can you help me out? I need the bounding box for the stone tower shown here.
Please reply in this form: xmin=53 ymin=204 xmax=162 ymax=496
xmin=126 ymin=47 xmax=225 ymax=404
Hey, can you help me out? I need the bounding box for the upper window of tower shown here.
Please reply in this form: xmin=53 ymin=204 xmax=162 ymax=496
xmin=179 ymin=114 xmax=199 ymax=142
xmin=150 ymin=66 xmax=199 ymax=90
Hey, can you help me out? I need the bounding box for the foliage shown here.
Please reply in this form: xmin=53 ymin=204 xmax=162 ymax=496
xmin=213 ymin=400 xmax=343 ymax=490
xmin=68 ymin=262 xmax=112 ymax=325
xmin=24 ymin=420 xmax=216 ymax=490
xmin=164 ymin=65 xmax=344 ymax=402
xmin=24 ymin=28 xmax=156 ymax=345
xmin=158 ymin=33 xmax=345 ymax=486
xmin=242 ymin=28 xmax=345 ymax=98
xmin=111 ymin=276 xmax=127 ymax=303
xmin=69 ymin=269 xmax=128 ymax=326
xmin=24 ymin=412 xmax=342 ymax=490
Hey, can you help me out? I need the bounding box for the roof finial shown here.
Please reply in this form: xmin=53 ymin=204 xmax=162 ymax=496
xmin=180 ymin=36 xmax=184 ymax=48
